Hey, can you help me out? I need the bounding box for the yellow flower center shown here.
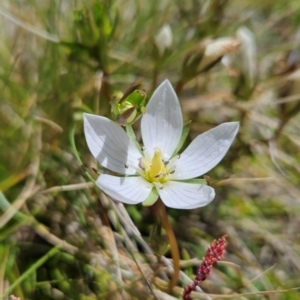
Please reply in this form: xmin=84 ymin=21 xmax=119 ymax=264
xmin=147 ymin=148 xmax=166 ymax=182
xmin=139 ymin=147 xmax=177 ymax=185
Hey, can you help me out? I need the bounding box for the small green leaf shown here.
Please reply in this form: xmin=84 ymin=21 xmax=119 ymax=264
xmin=124 ymin=90 xmax=146 ymax=106
xmin=112 ymin=89 xmax=146 ymax=125
xmin=172 ymin=121 xmax=191 ymax=156
xmin=125 ymin=125 xmax=142 ymax=155
xmin=142 ymin=188 xmax=159 ymax=207
xmin=119 ymin=81 xmax=143 ymax=103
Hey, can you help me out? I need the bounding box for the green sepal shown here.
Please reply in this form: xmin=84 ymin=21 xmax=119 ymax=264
xmin=118 ymin=106 xmax=137 ymax=125
xmin=142 ymin=188 xmax=159 ymax=207
xmin=172 ymin=121 xmax=191 ymax=156
xmin=111 ymin=91 xmax=123 ymax=117
xmin=125 ymin=125 xmax=143 ymax=155
xmin=124 ymin=90 xmax=146 ymax=106
xmin=178 ymin=178 xmax=207 ymax=185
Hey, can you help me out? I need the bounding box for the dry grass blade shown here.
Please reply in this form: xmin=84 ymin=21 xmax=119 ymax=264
xmin=1 ymin=0 xmax=300 ymax=299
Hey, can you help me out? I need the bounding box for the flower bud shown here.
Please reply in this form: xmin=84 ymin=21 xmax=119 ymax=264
xmin=222 ymin=27 xmax=257 ymax=99
xmin=237 ymin=27 xmax=256 ymax=87
xmin=181 ymin=37 xmax=240 ymax=82
xmin=154 ymin=24 xmax=173 ymax=56
xmin=111 ymin=83 xmax=146 ymax=126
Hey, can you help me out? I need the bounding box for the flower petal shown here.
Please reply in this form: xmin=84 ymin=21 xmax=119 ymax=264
xmin=141 ymin=80 xmax=183 ymax=159
xmin=158 ymin=181 xmax=215 ymax=209
xmin=173 ymin=122 xmax=239 ymax=180
xmin=84 ymin=113 xmax=141 ymax=175
xmin=97 ymin=175 xmax=153 ymax=204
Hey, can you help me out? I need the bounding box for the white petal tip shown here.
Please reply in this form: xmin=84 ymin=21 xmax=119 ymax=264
xmin=141 ymin=78 xmax=182 ymax=158
xmin=226 ymin=121 xmax=240 ymax=135
xmin=159 ymin=79 xmax=173 ymax=90
xmin=173 ymin=121 xmax=239 ymax=180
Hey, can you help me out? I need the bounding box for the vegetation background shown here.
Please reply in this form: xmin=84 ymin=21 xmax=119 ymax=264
xmin=1 ymin=0 xmax=300 ymax=299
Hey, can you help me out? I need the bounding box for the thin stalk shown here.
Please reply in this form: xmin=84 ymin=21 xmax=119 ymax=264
xmin=152 ymin=198 xmax=180 ymax=293
xmin=175 ymin=78 xmax=186 ymax=94
xmin=152 ymin=64 xmax=160 ymax=91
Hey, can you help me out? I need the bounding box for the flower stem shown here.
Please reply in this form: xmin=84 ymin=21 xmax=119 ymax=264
xmin=152 ymin=198 xmax=180 ymax=293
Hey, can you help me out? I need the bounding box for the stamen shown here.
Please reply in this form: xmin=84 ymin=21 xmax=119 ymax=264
xmin=153 ymin=182 xmax=164 ymax=189
xmin=138 ymin=159 xmax=145 ymax=170
xmin=140 ymin=147 xmax=177 ymax=184
xmin=154 ymin=172 xmax=166 ymax=178
xmin=167 ymin=154 xmax=180 ymax=170
xmin=126 ymin=162 xmax=145 ymax=176
xmin=139 ymin=157 xmax=150 ymax=170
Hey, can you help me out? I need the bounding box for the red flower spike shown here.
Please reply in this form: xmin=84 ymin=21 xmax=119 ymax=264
xmin=183 ymin=235 xmax=227 ymax=300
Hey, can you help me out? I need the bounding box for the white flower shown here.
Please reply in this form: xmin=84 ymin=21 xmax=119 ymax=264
xmin=222 ymin=27 xmax=257 ymax=88
xmin=154 ymin=24 xmax=173 ymax=56
xmin=84 ymin=80 xmax=239 ymax=209
xmin=236 ymin=27 xmax=256 ymax=87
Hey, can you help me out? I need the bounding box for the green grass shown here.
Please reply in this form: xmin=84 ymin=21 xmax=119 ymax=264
xmin=1 ymin=0 xmax=300 ymax=299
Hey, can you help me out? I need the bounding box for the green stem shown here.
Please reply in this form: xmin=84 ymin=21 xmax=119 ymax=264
xmin=1 ymin=245 xmax=61 ymax=299
xmin=152 ymin=199 xmax=180 ymax=293
xmin=152 ymin=65 xmax=160 ymax=91
xmin=69 ymin=124 xmax=96 ymax=184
